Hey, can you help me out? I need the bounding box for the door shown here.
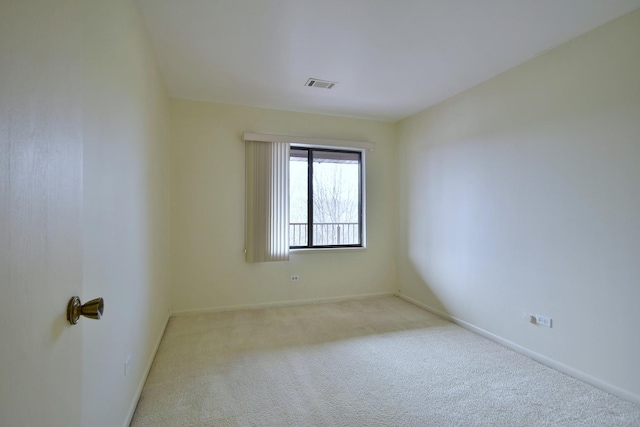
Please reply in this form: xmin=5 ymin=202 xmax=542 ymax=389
xmin=0 ymin=1 xmax=83 ymax=426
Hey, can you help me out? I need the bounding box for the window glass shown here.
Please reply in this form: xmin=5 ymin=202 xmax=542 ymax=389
xmin=290 ymin=147 xmax=362 ymax=248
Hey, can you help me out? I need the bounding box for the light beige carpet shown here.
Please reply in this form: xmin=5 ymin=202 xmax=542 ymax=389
xmin=131 ymin=297 xmax=640 ymax=426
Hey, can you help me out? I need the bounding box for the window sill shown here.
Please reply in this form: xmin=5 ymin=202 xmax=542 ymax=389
xmin=290 ymin=247 xmax=366 ymax=254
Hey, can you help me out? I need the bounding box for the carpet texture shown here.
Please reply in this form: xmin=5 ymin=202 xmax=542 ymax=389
xmin=131 ymin=297 xmax=640 ymax=426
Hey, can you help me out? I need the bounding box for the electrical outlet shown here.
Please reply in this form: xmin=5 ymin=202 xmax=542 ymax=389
xmin=124 ymin=354 xmax=131 ymax=377
xmin=534 ymin=314 xmax=552 ymax=328
xmin=290 ymin=275 xmax=300 ymax=282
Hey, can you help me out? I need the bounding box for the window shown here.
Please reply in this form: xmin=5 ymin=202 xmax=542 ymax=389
xmin=290 ymin=147 xmax=363 ymax=249
xmin=244 ymin=132 xmax=372 ymax=262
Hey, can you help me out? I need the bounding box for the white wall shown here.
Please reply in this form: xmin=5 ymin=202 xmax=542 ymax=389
xmin=169 ymin=100 xmax=397 ymax=313
xmin=82 ymin=1 xmax=170 ymax=426
xmin=397 ymin=9 xmax=640 ymax=402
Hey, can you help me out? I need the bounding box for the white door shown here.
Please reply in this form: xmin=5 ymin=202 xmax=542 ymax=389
xmin=0 ymin=1 xmax=84 ymax=426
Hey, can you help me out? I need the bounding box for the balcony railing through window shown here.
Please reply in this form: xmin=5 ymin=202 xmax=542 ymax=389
xmin=290 ymin=223 xmax=360 ymax=247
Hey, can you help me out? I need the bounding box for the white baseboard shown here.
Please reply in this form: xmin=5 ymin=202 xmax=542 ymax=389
xmin=397 ymin=293 xmax=640 ymax=406
xmin=171 ymin=292 xmax=397 ymax=317
xmin=123 ymin=312 xmax=170 ymax=427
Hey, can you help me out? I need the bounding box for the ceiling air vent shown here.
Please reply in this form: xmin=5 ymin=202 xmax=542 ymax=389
xmin=305 ymin=78 xmax=337 ymax=89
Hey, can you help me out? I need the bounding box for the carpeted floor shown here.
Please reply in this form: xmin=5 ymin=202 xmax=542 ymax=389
xmin=130 ymin=296 xmax=640 ymax=426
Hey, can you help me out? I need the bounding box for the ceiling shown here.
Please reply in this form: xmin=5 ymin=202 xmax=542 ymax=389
xmin=134 ymin=0 xmax=640 ymax=122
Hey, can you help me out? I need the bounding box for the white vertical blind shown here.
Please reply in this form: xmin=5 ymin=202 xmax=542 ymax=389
xmin=245 ymin=141 xmax=290 ymax=262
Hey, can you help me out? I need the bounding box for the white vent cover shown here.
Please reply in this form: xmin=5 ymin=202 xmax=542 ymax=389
xmin=305 ymin=78 xmax=337 ymax=89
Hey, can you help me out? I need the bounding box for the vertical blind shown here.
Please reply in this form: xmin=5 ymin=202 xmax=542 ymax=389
xmin=245 ymin=140 xmax=290 ymax=262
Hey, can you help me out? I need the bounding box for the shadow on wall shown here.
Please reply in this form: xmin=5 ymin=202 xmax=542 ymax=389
xmin=402 ymin=252 xmax=451 ymax=317
xmin=396 ymin=129 xmax=450 ymax=318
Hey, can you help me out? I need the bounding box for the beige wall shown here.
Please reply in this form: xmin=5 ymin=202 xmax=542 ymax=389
xmin=397 ymin=9 xmax=640 ymax=402
xmin=169 ymin=100 xmax=397 ymax=313
xmin=82 ymin=1 xmax=170 ymax=426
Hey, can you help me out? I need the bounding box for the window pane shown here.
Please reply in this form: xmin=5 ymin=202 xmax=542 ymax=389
xmin=289 ymin=148 xmax=308 ymax=246
xmin=312 ymin=151 xmax=360 ymax=246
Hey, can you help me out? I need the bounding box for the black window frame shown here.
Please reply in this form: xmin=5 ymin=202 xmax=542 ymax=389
xmin=290 ymin=146 xmax=363 ymax=249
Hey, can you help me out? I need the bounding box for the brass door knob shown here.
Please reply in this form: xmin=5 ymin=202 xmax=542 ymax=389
xmin=67 ymin=296 xmax=104 ymax=325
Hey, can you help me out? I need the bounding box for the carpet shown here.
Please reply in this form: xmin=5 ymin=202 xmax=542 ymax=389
xmin=130 ymin=296 xmax=640 ymax=426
